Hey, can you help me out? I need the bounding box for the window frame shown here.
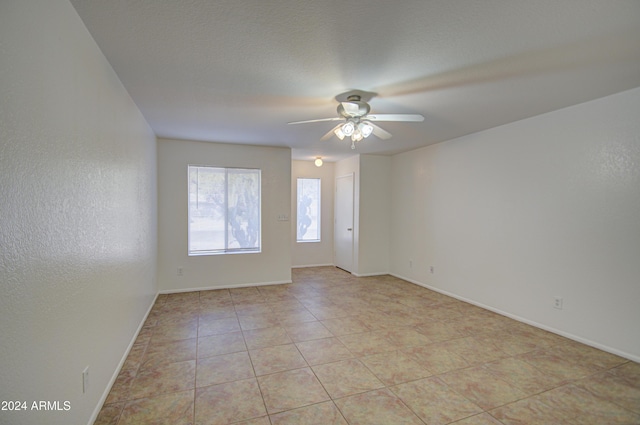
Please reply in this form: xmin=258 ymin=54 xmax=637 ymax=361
xmin=188 ymin=165 xmax=261 ymax=256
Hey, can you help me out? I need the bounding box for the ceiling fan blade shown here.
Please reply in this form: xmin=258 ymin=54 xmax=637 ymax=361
xmin=287 ymin=117 xmax=343 ymax=125
xmin=370 ymin=123 xmax=392 ymax=140
xmin=320 ymin=124 xmax=343 ymax=141
xmin=367 ymin=114 xmax=424 ymax=122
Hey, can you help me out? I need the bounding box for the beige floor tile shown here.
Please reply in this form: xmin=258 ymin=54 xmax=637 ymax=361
xmin=334 ymin=388 xmax=424 ymax=425
xmin=548 ymin=341 xmax=628 ymax=371
xmin=338 ymin=331 xmax=396 ymax=356
xmin=198 ymin=288 xmax=231 ymax=301
xmin=360 ymin=350 xmax=432 ymax=386
xmin=452 ymin=413 xmax=508 ymax=425
xmin=140 ymin=338 xmax=196 ymax=370
xmin=197 ymin=331 xmax=246 ymax=358
xmin=156 ymin=306 xmax=199 ymax=323
xmin=376 ymin=327 xmax=432 ymax=349
xmin=284 ymin=321 xmax=333 ymax=342
xmin=238 ymin=312 xmax=281 ymax=331
xmin=93 ymin=402 xmax=124 ymax=425
xmin=234 ymin=416 xmax=271 ymax=425
xmin=129 ymin=360 xmax=196 ymax=400
xmin=490 ymin=395 xmax=575 ymax=425
xmin=609 ymin=361 xmax=640 ymax=382
xmin=257 ymin=367 xmax=330 ymax=414
xmin=307 ymin=305 xmax=352 ymax=320
xmin=198 ymin=316 xmax=241 ymax=337
xmin=402 ymin=343 xmax=470 ymax=374
xmin=296 ymin=337 xmax=354 ymax=365
xmin=249 ymin=344 xmax=308 ymax=376
xmin=481 ymin=329 xmax=549 ymax=356
xmin=483 ymin=357 xmax=562 ymax=395
xmin=243 ymin=326 xmax=293 ymax=349
xmin=270 ymin=401 xmax=348 ymax=425
xmin=196 ymin=351 xmax=254 ymax=387
xmin=121 ymin=342 xmax=148 ymax=372
xmin=519 ymin=348 xmax=596 ymax=382
xmin=235 ymin=303 xmax=274 ymax=316
xmin=150 ymin=318 xmax=199 ymax=343
xmin=198 ymin=304 xmax=236 ymax=319
xmin=415 ymin=320 xmax=465 ymax=342
xmin=321 ymin=316 xmax=373 ymax=336
xmin=277 ymin=309 xmax=321 ymax=325
xmin=584 ymin=364 xmax=640 ymax=413
xmin=166 ymin=291 xmax=200 ymax=304
xmin=104 ymin=369 xmax=135 ymax=404
xmin=440 ymin=366 xmax=527 ymax=410
xmin=391 ymin=376 xmax=483 ymax=425
xmin=231 ymin=292 xmax=265 ymax=304
xmin=118 ymin=390 xmax=194 ymax=425
xmin=95 ymin=267 xmax=640 ymax=425
xmin=313 ymin=359 xmax=385 ymax=398
xmin=268 ymin=298 xmax=307 ymax=312
xmin=195 ymin=378 xmax=266 ymax=425
xmin=441 ymin=336 xmax=510 ymax=365
xmin=372 ymin=311 xmax=421 ymax=328
xmin=537 ymin=384 xmax=640 ymax=425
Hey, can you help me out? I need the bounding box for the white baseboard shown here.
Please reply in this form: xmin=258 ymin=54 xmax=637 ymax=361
xmin=391 ymin=273 xmax=640 ymax=364
xmin=292 ymin=263 xmax=334 ymax=269
xmin=87 ymin=292 xmax=159 ymax=425
xmin=352 ymin=271 xmax=388 ymax=277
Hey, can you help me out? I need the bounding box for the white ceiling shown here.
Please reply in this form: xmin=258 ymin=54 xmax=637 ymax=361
xmin=70 ymin=0 xmax=640 ymax=162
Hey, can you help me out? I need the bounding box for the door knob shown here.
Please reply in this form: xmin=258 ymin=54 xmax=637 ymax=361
xmin=347 ymin=228 xmax=352 ymax=231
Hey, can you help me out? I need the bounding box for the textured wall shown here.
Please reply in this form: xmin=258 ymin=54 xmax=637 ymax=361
xmin=390 ymin=87 xmax=640 ymax=361
xmin=157 ymin=138 xmax=291 ymax=291
xmin=0 ymin=1 xmax=157 ymax=424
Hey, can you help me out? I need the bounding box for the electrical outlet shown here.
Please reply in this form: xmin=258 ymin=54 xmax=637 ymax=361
xmin=177 ymin=267 xmax=183 ymax=276
xmin=82 ymin=366 xmax=89 ymax=394
xmin=429 ymin=266 xmax=435 ymax=274
xmin=553 ymin=297 xmax=563 ymax=310
xmin=409 ymin=259 xmax=413 ymax=268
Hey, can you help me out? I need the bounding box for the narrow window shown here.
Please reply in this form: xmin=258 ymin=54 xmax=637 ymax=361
xmin=188 ymin=165 xmax=261 ymax=255
xmin=297 ymin=178 xmax=321 ymax=242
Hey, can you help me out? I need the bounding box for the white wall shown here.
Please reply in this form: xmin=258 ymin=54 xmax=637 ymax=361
xmin=157 ymin=138 xmax=292 ymax=291
xmin=358 ymin=155 xmax=391 ymax=276
xmin=291 ymin=160 xmax=335 ymax=267
xmin=390 ymin=87 xmax=640 ymax=361
xmin=0 ymin=1 xmax=158 ymax=424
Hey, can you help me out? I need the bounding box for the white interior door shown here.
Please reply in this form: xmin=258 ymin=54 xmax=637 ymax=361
xmin=334 ymin=173 xmax=354 ymax=272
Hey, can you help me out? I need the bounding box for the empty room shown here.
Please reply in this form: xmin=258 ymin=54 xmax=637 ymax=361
xmin=1 ymin=1 xmax=639 ymax=425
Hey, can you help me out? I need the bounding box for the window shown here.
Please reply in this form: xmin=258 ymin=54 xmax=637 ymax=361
xmin=188 ymin=165 xmax=261 ymax=255
xmin=297 ymin=178 xmax=321 ymax=242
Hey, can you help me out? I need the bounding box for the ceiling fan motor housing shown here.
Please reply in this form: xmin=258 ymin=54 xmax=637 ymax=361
xmin=337 ymin=95 xmax=371 ymax=118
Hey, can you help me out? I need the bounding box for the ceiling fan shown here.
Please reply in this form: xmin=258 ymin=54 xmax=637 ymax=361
xmin=287 ymin=92 xmax=424 ymax=149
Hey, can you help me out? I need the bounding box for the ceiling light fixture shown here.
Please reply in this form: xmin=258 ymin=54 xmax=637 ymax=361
xmin=359 ymin=121 xmax=373 ymax=138
xmin=341 ymin=121 xmax=355 ymax=137
xmin=335 ymin=119 xmax=374 ymax=149
xmin=314 ymin=157 xmax=323 ymax=167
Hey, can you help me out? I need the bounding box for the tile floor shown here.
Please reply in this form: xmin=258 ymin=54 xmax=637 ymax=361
xmin=95 ymin=267 xmax=640 ymax=425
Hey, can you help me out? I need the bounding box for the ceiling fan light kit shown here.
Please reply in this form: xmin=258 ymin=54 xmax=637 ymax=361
xmin=288 ymin=93 xmax=424 ymax=149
